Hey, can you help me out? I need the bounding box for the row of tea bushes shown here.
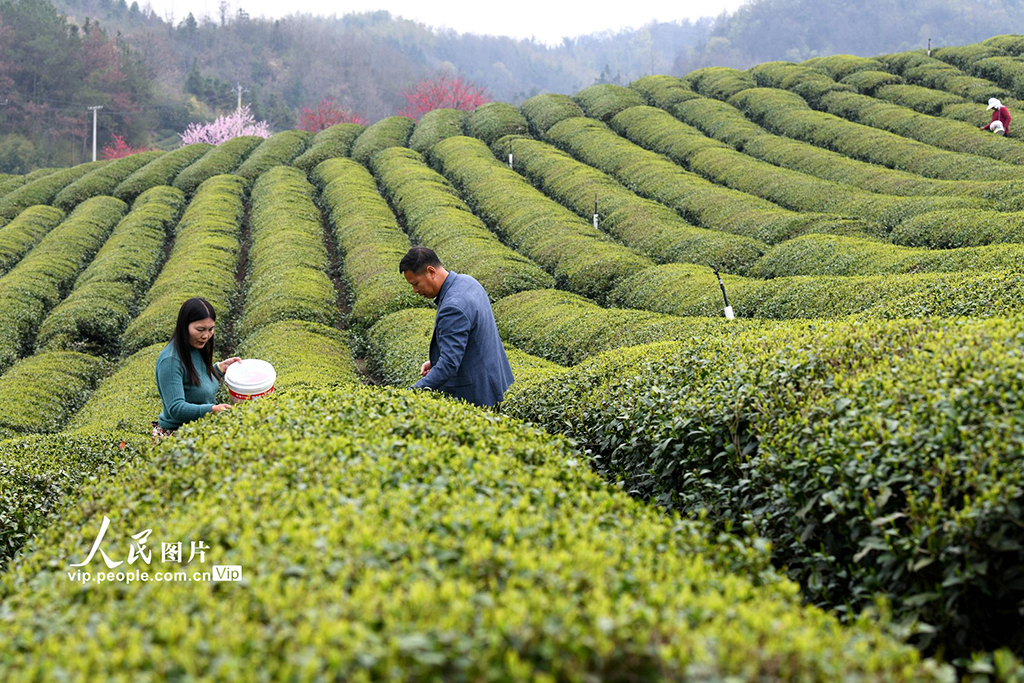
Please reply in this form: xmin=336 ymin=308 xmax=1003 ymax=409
xmin=67 ymin=343 xmax=164 ymax=434
xmin=312 ymin=157 xmax=427 ymax=329
xmin=501 ymin=315 xmax=1024 ymax=659
xmin=0 ymin=160 xmax=107 ymax=220
xmin=237 ymin=166 xmax=337 ymax=339
xmin=491 ymin=133 xmax=766 ymax=272
xmin=408 ymin=108 xmax=468 ymax=154
xmin=0 ymin=197 xmax=126 ymax=373
xmin=122 ymin=175 xmax=245 ymax=353
xmin=350 ymin=115 xmax=415 ymax=165
xmin=291 ymin=122 xmax=364 ymax=173
xmin=665 ymin=94 xmax=1018 ymax=201
xmin=0 ymin=384 xmax=946 ymax=679
xmin=0 ymin=430 xmax=145 ymax=572
xmin=728 ymin=87 xmax=1018 ymax=181
xmin=573 ymin=83 xmax=646 ymax=121
xmin=608 ymin=105 xmax=983 ymax=228
xmin=0 ymin=173 xmax=23 ymax=197
xmin=236 ymin=320 xmax=359 ymax=391
xmin=112 ymin=143 xmax=212 ymax=202
xmin=0 ymin=206 xmax=65 ymax=276
xmin=234 ymin=130 xmax=312 ymax=183
xmin=541 ymin=115 xmax=868 ymax=244
xmin=366 ymin=307 xmax=563 ymax=388
xmin=520 ymin=93 xmax=585 ymax=134
xmin=608 ymin=262 xmax=1024 ymax=320
xmin=370 ymin=146 xmax=555 ymax=300
xmin=805 ymin=53 xmax=885 ymax=80
xmin=685 ymin=66 xmax=759 ymax=100
xmin=753 ymin=233 xmax=1024 ymax=277
xmin=492 ymin=288 xmax=764 ymax=366
xmin=817 ymin=90 xmax=1024 ymax=165
xmin=172 ymin=136 xmax=263 ymax=194
xmin=36 ymin=187 xmax=185 ymax=354
xmin=0 ymin=351 xmax=107 ymax=441
xmin=630 ymin=74 xmax=703 ymax=109
xmin=872 ymin=83 xmax=971 ymax=118
xmin=51 ymin=152 xmax=163 ymax=213
xmin=466 ymin=101 xmax=529 ymax=146
xmin=745 ymin=62 xmax=853 ymax=108
xmin=430 ymin=135 xmax=654 ymax=301
xmin=836 ymin=69 xmax=903 ymax=96
xmin=890 ymin=208 xmax=1024 ymax=248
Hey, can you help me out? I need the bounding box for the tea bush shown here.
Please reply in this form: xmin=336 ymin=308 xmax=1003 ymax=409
xmin=520 ymin=93 xmax=584 ymax=133
xmin=0 ymin=205 xmax=64 ymax=276
xmin=492 ymin=133 xmax=766 ymax=272
xmin=430 ymin=135 xmax=654 ymax=301
xmin=467 ymin=102 xmax=529 ymax=146
xmin=0 ymin=160 xmax=106 ymax=220
xmin=37 ymin=186 xmax=185 ymax=353
xmin=0 ymin=385 xmax=947 ymax=679
xmin=236 ymin=320 xmax=359 ymax=391
xmin=370 ymin=146 xmax=555 ymax=300
xmin=0 ymin=197 xmax=126 ymax=373
xmin=122 ymin=175 xmax=245 ymax=352
xmin=234 ymin=130 xmax=313 ymax=182
xmin=350 ymin=116 xmax=415 ymax=165
xmin=291 ymin=122 xmax=365 ymax=173
xmin=0 ymin=351 xmax=107 ymax=439
xmin=52 ymin=151 xmax=163 ymax=211
xmin=312 ymin=157 xmax=428 ymax=329
xmin=172 ymin=136 xmax=263 ymax=194
xmin=113 ymin=144 xmax=212 ymax=202
xmin=572 ymin=83 xmax=645 ymax=121
xmin=238 ymin=166 xmax=336 ymax=339
xmin=409 ymin=108 xmax=468 ymax=154
xmin=629 ymin=74 xmax=701 ymax=109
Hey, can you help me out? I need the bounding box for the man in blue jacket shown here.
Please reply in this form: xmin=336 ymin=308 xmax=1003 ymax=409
xmin=400 ymin=247 xmax=514 ymax=408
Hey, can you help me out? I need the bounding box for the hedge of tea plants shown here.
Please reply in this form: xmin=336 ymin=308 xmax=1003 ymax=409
xmin=52 ymin=151 xmax=164 ymax=212
xmin=408 ymin=108 xmax=468 ymax=154
xmin=172 ymin=136 xmax=263 ymax=194
xmin=430 ymin=135 xmax=654 ymax=301
xmin=0 ymin=196 xmax=126 ymax=373
xmin=234 ymin=130 xmax=313 ymax=182
xmin=36 ymin=186 xmax=185 ymax=353
xmin=572 ymin=83 xmax=646 ymax=121
xmin=0 ymin=160 xmax=107 ymax=220
xmin=0 ymin=385 xmax=948 ymax=680
xmin=0 ymin=351 xmax=107 ymax=440
xmin=370 ymin=146 xmax=555 ymax=300
xmin=291 ymin=122 xmax=365 ymax=173
xmin=466 ymin=101 xmax=530 ymax=146
xmin=519 ymin=92 xmax=585 ymax=133
xmin=237 ymin=166 xmax=336 ymax=339
xmin=122 ymin=175 xmax=245 ymax=352
xmin=312 ymin=157 xmax=428 ymax=329
xmin=501 ymin=315 xmax=1024 ymax=658
xmin=0 ymin=205 xmax=65 ymax=276
xmin=350 ymin=115 xmax=415 ymax=165
xmin=112 ymin=143 xmax=212 ymax=202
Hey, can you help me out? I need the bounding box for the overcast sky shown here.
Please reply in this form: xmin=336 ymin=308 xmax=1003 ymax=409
xmin=142 ymin=0 xmax=750 ymax=45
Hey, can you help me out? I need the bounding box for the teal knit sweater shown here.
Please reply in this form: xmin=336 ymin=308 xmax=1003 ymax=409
xmin=155 ymin=342 xmax=224 ymax=430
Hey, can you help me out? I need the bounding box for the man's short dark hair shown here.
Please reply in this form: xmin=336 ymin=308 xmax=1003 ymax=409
xmin=399 ymin=246 xmax=443 ymax=274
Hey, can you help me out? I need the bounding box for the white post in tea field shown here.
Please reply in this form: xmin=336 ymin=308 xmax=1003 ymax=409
xmin=88 ymin=105 xmax=103 ymax=162
xmin=593 ymin=193 xmax=599 ymax=230
xmin=714 ymin=269 xmax=735 ymax=320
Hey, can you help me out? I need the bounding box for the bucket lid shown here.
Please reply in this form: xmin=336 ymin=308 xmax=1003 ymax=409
xmin=225 ymin=359 xmax=277 ymax=394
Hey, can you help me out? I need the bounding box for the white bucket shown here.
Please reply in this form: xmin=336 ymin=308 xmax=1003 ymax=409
xmin=225 ymin=359 xmax=276 ymax=402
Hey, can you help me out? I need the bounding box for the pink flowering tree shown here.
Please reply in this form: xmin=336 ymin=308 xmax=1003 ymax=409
xmin=298 ymin=98 xmax=366 ymax=132
xmin=398 ymin=73 xmax=491 ymax=120
xmin=101 ymin=134 xmax=147 ymax=159
xmin=179 ymin=105 xmax=271 ymax=145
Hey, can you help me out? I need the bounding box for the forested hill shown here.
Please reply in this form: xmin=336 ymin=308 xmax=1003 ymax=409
xmin=4 ymin=0 xmax=1024 ymax=170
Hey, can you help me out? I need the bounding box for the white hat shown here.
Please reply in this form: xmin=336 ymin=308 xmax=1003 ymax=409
xmin=988 ymin=97 xmax=1003 ymax=110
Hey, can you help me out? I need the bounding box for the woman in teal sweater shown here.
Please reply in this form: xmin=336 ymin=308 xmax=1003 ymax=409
xmin=153 ymin=297 xmax=241 ymax=442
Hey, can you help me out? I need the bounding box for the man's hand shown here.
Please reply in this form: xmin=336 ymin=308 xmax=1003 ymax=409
xmin=420 ymin=360 xmax=431 ymax=377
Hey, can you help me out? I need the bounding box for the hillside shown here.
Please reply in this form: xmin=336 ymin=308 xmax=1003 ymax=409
xmin=1 ymin=33 xmax=1024 ymax=677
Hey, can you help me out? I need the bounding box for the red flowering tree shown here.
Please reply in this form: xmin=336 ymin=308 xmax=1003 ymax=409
xmin=298 ymin=98 xmax=366 ymax=133
xmin=101 ymin=134 xmax=146 ymax=159
xmin=398 ymin=73 xmax=490 ymax=120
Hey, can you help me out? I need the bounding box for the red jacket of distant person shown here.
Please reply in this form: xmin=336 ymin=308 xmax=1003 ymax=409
xmin=990 ymin=105 xmax=1011 ymax=133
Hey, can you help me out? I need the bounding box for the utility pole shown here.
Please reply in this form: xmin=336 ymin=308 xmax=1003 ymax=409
xmin=235 ymin=84 xmax=248 ymax=111
xmin=88 ymin=105 xmax=103 ymax=162
xmin=927 ymin=37 xmax=932 ymax=57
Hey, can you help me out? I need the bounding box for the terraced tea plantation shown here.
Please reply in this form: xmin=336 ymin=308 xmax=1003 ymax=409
xmin=4 ymin=34 xmax=1024 ymax=679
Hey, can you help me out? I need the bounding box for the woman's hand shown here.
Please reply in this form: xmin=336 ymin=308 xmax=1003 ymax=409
xmin=212 ymin=403 xmax=232 ymax=414
xmin=217 ymin=357 xmax=242 ymax=374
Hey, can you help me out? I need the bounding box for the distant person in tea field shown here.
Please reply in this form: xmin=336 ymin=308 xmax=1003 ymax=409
xmin=400 ymin=246 xmax=514 ymax=408
xmin=982 ymin=98 xmax=1011 ymax=136
xmin=152 ymin=297 xmax=241 ymax=443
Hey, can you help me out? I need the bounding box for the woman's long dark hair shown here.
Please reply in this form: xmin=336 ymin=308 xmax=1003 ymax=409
xmin=172 ymin=297 xmax=216 ymax=386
